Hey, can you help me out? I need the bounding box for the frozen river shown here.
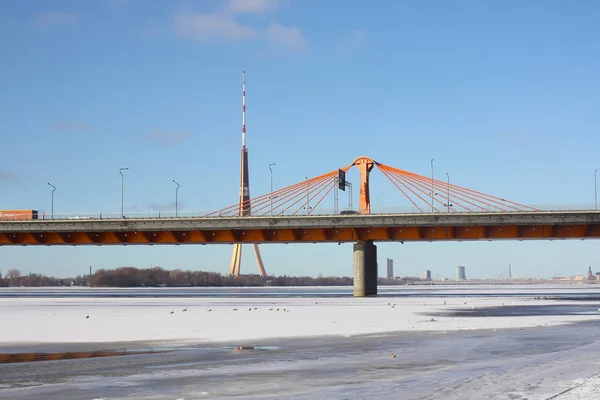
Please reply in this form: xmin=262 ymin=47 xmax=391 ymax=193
xmin=1 ymin=285 xmax=600 ymax=399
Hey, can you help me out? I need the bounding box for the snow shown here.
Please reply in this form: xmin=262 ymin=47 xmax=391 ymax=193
xmin=2 ymin=285 xmax=600 ymax=399
xmin=1 ymin=285 xmax=600 ymax=345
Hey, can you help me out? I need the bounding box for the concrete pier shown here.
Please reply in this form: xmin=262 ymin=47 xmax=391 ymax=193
xmin=353 ymin=240 xmax=378 ymax=297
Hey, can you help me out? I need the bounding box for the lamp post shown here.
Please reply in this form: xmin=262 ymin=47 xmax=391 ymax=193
xmin=430 ymin=159 xmax=435 ymax=212
xmin=269 ymin=163 xmax=276 ymax=215
xmin=595 ymin=169 xmax=598 ymax=210
xmin=47 ymin=183 xmax=56 ymax=219
xmin=306 ymin=177 xmax=310 ymax=215
xmin=173 ymin=180 xmax=180 ymax=217
xmin=119 ymin=167 xmax=129 ymax=218
xmin=446 ymin=172 xmax=450 ymax=212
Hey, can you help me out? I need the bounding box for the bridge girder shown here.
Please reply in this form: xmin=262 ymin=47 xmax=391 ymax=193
xmin=1 ymin=223 xmax=599 ymax=245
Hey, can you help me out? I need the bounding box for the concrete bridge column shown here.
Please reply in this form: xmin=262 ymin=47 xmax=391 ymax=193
xmin=353 ymin=240 xmax=377 ymax=297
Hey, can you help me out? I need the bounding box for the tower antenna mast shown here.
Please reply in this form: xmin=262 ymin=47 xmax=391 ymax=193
xmin=242 ymin=69 xmax=247 ymax=148
xmin=229 ymin=68 xmax=267 ymax=277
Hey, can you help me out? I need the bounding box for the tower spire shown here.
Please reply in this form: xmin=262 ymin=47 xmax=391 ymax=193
xmin=242 ymin=68 xmax=247 ymax=149
xmin=229 ymin=68 xmax=267 ymax=278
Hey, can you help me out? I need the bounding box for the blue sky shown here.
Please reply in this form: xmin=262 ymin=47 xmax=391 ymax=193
xmin=1 ymin=0 xmax=599 ymax=279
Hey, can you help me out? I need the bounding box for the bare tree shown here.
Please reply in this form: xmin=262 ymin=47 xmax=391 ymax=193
xmin=6 ymin=269 xmax=21 ymax=280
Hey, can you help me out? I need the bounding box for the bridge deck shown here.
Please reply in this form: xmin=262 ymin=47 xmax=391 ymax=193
xmin=1 ymin=211 xmax=599 ymax=245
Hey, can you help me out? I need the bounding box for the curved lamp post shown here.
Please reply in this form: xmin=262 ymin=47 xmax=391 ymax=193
xmin=119 ymin=167 xmax=129 ymax=218
xmin=47 ymin=182 xmax=56 ymax=219
xmin=269 ymin=163 xmax=276 ymax=215
xmin=173 ymin=180 xmax=180 ymax=217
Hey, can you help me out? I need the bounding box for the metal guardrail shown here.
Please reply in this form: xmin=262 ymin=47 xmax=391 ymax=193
xmin=0 ymin=204 xmax=598 ymax=222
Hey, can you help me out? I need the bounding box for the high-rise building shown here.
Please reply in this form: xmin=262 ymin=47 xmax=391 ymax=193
xmin=457 ymin=265 xmax=466 ymax=280
xmin=424 ymin=270 xmax=432 ymax=281
xmin=386 ymin=258 xmax=393 ymax=279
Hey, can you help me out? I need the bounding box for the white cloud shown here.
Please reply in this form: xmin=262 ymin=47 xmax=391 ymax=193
xmin=173 ymin=11 xmax=257 ymax=42
xmin=49 ymin=119 xmax=93 ymax=134
xmin=265 ymin=23 xmax=308 ymax=53
xmin=172 ymin=2 xmax=307 ymax=53
xmin=0 ymin=170 xmax=17 ymax=182
xmin=227 ymin=0 xmax=283 ymax=14
xmin=339 ymin=30 xmax=367 ymax=51
xmin=142 ymin=127 xmax=190 ymax=145
xmin=138 ymin=23 xmax=163 ymax=39
xmin=34 ymin=12 xmax=78 ymax=29
xmin=107 ymin=0 xmax=139 ymax=8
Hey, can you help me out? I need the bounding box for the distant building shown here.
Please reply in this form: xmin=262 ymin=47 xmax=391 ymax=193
xmin=387 ymin=258 xmax=394 ymax=279
xmin=571 ymin=275 xmax=588 ymax=281
xmin=457 ymin=265 xmax=466 ymax=280
xmin=588 ymin=265 xmax=594 ymax=280
xmin=424 ymin=270 xmax=432 ymax=281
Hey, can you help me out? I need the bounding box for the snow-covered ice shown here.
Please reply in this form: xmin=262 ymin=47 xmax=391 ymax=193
xmin=1 ymin=284 xmax=599 ymax=345
xmin=2 ymin=285 xmax=600 ymax=399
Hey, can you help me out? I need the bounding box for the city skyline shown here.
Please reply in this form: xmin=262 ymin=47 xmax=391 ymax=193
xmin=1 ymin=0 xmax=600 ymax=278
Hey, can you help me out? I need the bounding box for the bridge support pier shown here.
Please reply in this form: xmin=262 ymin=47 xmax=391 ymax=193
xmin=353 ymin=240 xmax=377 ymax=297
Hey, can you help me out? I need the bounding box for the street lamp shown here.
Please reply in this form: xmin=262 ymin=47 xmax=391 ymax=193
xmin=595 ymin=169 xmax=598 ymax=210
xmin=119 ymin=167 xmax=129 ymax=218
xmin=173 ymin=180 xmax=180 ymax=217
xmin=446 ymin=172 xmax=450 ymax=213
xmin=306 ymin=176 xmax=310 ymax=215
xmin=269 ymin=163 xmax=276 ymax=215
xmin=47 ymin=183 xmax=56 ymax=219
xmin=430 ymin=159 xmax=435 ymax=212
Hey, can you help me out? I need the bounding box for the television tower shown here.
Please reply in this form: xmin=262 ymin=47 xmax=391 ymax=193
xmin=229 ymin=69 xmax=267 ymax=277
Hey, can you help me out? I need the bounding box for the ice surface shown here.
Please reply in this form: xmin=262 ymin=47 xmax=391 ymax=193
xmin=1 ymin=284 xmax=599 ymax=345
xmin=2 ymin=285 xmax=600 ymax=399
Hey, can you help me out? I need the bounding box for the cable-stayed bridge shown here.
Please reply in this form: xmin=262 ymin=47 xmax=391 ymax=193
xmin=1 ymin=156 xmax=599 ymax=296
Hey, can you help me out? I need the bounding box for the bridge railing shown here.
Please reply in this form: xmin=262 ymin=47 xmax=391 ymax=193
xmin=372 ymin=204 xmax=600 ymax=214
xmin=0 ymin=204 xmax=598 ymax=222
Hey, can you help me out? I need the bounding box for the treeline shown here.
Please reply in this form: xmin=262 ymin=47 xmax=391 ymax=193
xmin=88 ymin=267 xmax=356 ymax=287
xmin=0 ymin=268 xmax=87 ymax=287
xmin=0 ymin=266 xmax=413 ymax=288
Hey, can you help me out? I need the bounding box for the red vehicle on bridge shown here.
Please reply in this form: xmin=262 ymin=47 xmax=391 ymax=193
xmin=0 ymin=210 xmax=38 ymax=221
